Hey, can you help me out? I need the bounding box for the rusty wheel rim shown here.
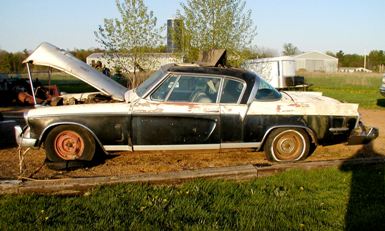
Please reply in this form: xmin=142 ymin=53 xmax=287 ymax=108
xmin=272 ymin=130 xmax=305 ymax=161
xmin=54 ymin=130 xmax=85 ymax=160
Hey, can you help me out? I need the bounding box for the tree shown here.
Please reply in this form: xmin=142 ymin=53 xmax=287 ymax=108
xmin=336 ymin=50 xmax=344 ymax=67
xmin=178 ymin=0 xmax=257 ymax=65
xmin=368 ymin=50 xmax=385 ymax=71
xmin=0 ymin=50 xmax=28 ymax=73
xmin=282 ymin=43 xmax=299 ymax=56
xmin=342 ymin=54 xmax=364 ymax=67
xmin=71 ymin=48 xmax=104 ymax=62
xmin=95 ymin=0 xmax=163 ymax=87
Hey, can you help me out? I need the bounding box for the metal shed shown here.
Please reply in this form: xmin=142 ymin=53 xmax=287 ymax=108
xmin=293 ymin=51 xmax=338 ymax=72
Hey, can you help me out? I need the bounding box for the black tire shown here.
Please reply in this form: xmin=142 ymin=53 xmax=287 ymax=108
xmin=308 ymin=143 xmax=317 ymax=157
xmin=44 ymin=125 xmax=96 ymax=162
xmin=264 ymin=128 xmax=310 ymax=162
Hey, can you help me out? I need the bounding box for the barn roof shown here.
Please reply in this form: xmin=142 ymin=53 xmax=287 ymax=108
xmin=293 ymin=51 xmax=338 ymax=60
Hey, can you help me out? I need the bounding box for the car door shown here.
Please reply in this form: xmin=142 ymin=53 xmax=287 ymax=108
xmin=131 ymin=74 xmax=221 ymax=151
xmin=219 ymin=78 xmax=251 ymax=148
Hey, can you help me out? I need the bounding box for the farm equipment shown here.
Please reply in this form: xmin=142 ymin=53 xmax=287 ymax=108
xmin=0 ymin=72 xmax=60 ymax=106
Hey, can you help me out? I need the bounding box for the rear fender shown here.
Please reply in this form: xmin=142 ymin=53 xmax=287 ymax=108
xmin=259 ymin=125 xmax=317 ymax=150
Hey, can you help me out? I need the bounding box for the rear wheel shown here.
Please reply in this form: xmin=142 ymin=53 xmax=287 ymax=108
xmin=264 ymin=128 xmax=310 ymax=162
xmin=44 ymin=125 xmax=96 ymax=162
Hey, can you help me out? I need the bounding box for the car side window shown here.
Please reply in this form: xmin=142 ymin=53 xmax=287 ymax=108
xmin=254 ymin=78 xmax=282 ymax=101
xmin=220 ymin=79 xmax=244 ymax=104
xmin=150 ymin=76 xmax=178 ymax=101
xmin=151 ymin=75 xmax=221 ymax=103
xmin=170 ymin=75 xmax=220 ymax=103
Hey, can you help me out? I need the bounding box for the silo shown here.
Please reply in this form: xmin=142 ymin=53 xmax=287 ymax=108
xmin=167 ymin=19 xmax=183 ymax=53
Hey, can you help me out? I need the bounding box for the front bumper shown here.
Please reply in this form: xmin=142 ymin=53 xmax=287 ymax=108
xmin=380 ymin=87 xmax=385 ymax=97
xmin=348 ymin=122 xmax=379 ymax=145
xmin=14 ymin=125 xmax=37 ymax=147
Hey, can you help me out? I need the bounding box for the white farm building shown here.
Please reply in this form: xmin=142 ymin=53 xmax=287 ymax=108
xmin=293 ymin=51 xmax=338 ymax=72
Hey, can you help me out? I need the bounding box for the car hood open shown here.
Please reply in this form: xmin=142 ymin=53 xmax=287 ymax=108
xmin=23 ymin=42 xmax=128 ymax=101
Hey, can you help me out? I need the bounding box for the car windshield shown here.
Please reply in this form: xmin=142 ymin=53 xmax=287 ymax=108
xmin=136 ymin=69 xmax=165 ymax=97
xmin=254 ymin=77 xmax=282 ymax=101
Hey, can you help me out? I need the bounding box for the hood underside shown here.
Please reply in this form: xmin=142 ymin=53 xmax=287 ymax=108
xmin=23 ymin=42 xmax=127 ymax=101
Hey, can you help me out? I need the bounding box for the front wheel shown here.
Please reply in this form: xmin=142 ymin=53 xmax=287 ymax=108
xmin=44 ymin=125 xmax=96 ymax=162
xmin=264 ymin=128 xmax=310 ymax=162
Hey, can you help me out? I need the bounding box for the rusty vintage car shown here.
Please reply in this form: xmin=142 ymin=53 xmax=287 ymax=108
xmin=15 ymin=42 xmax=378 ymax=168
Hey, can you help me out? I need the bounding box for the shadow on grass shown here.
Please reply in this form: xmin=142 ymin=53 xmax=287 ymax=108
xmin=376 ymin=98 xmax=385 ymax=107
xmin=340 ymin=143 xmax=385 ymax=230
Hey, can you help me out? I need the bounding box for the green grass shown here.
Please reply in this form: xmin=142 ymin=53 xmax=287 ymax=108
xmin=1 ymin=165 xmax=385 ymax=230
xmin=303 ymin=72 xmax=383 ymax=109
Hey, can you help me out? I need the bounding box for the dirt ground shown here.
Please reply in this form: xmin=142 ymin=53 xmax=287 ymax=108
xmin=0 ymin=109 xmax=384 ymax=180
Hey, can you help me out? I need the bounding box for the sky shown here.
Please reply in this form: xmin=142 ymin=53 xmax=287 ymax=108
xmin=0 ymin=0 xmax=384 ymax=55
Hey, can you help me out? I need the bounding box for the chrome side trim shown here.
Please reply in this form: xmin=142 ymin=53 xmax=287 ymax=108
xmin=28 ymin=111 xmax=130 ymax=119
xmin=134 ymin=144 xmax=220 ymax=151
xmin=329 ymin=127 xmax=349 ymax=133
xmin=220 ymin=142 xmax=261 ymax=149
xmin=132 ymin=111 xmax=220 ymax=116
xmin=104 ymin=145 xmax=132 ymax=151
xmin=206 ymin=123 xmax=217 ymax=140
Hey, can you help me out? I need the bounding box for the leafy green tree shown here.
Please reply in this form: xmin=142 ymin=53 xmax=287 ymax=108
xmin=0 ymin=50 xmax=28 ymax=73
xmin=368 ymin=50 xmax=385 ymax=71
xmin=0 ymin=50 xmax=11 ymax=73
xmin=178 ymin=0 xmax=257 ymax=66
xmin=340 ymin=54 xmax=363 ymax=67
xmin=282 ymin=43 xmax=299 ymax=56
xmin=95 ymin=0 xmax=163 ymax=87
xmin=336 ymin=50 xmax=344 ymax=67
xmin=70 ymin=48 xmax=104 ymax=62
xmin=331 ymin=50 xmax=385 ymax=70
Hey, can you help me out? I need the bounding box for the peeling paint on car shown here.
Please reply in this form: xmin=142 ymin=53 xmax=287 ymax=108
xmin=15 ymin=42 xmax=378 ymax=165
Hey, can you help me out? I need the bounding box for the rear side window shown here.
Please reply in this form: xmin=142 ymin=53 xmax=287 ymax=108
xmin=220 ymin=79 xmax=245 ymax=104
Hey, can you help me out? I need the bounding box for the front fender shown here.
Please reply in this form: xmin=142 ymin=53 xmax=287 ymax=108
xmin=37 ymin=122 xmax=106 ymax=152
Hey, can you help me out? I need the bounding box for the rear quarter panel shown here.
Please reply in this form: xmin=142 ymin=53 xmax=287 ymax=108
xmin=245 ymin=100 xmax=359 ymax=145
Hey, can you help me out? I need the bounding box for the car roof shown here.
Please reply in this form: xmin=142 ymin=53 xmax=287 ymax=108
xmin=165 ymin=64 xmax=258 ymax=83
